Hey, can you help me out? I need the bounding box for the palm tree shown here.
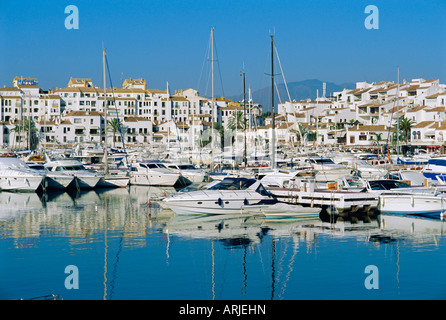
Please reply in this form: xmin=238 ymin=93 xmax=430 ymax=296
xmin=370 ymin=132 xmax=383 ymax=153
xmin=10 ymin=122 xmax=23 ymax=150
xmin=290 ymin=124 xmax=307 ymax=146
xmin=24 ymin=119 xmax=38 ymax=150
xmin=399 ymin=116 xmax=415 ymax=146
xmin=227 ymin=111 xmax=246 ymax=131
xmin=370 ymin=132 xmax=383 ymax=145
xmin=11 ymin=119 xmax=38 ymax=150
xmin=107 ymin=118 xmax=125 ymax=147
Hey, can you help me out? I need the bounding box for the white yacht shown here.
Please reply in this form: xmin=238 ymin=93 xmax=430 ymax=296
xmin=129 ymin=160 xmax=180 ymax=186
xmin=44 ymin=159 xmax=102 ymax=189
xmin=0 ymin=157 xmax=45 ymax=192
xmin=366 ymin=179 xmax=446 ymax=217
xmin=95 ymin=169 xmax=130 ymax=188
xmin=27 ymin=163 xmax=74 ymax=190
xmin=243 ymin=202 xmax=322 ymax=220
xmin=259 ymin=168 xmax=317 ymax=188
xmin=334 ymin=157 xmax=388 ymax=179
xmin=302 ymin=156 xmax=352 ymax=181
xmin=163 ymin=177 xmax=277 ymax=215
xmin=166 ymin=163 xmax=205 ymax=185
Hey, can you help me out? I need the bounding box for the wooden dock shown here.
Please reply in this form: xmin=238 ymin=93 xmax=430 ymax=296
xmin=268 ymin=186 xmax=379 ymax=219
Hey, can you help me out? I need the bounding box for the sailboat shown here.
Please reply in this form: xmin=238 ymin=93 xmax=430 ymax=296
xmin=96 ymin=47 xmax=130 ymax=188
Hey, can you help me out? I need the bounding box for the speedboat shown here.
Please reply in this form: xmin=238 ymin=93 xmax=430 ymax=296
xmin=334 ymin=158 xmax=388 ymax=179
xmin=130 ymin=160 xmax=180 ymax=186
xmin=243 ymin=202 xmax=321 ymax=220
xmin=365 ymin=179 xmax=446 ymax=217
xmin=163 ymin=177 xmax=277 ymax=215
xmin=0 ymin=157 xmax=45 ymax=192
xmin=27 ymin=163 xmax=74 ymax=190
xmin=422 ymin=158 xmax=446 ymax=183
xmin=302 ymin=156 xmax=352 ymax=181
xmin=166 ymin=163 xmax=205 ymax=185
xmin=44 ymin=159 xmax=102 ymax=189
xmin=259 ymin=168 xmax=317 ymax=188
xmin=378 ymin=189 xmax=446 ymax=217
xmin=96 ymin=171 xmax=130 ymax=188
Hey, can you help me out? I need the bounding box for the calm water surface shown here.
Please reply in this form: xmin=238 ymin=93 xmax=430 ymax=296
xmin=0 ymin=186 xmax=445 ymax=300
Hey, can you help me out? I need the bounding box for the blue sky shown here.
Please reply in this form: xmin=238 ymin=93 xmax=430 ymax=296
xmin=0 ymin=0 xmax=445 ymax=97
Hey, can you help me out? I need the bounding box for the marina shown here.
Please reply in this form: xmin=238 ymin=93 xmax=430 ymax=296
xmin=0 ymin=185 xmax=445 ymax=300
xmin=1 ymin=0 xmax=445 ymax=301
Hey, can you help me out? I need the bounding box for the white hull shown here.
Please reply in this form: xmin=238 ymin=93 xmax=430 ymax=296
xmin=97 ymin=176 xmax=130 ymax=188
xmin=315 ymin=168 xmax=352 ymax=181
xmin=73 ymin=175 xmax=101 ymax=189
xmin=181 ymin=172 xmax=205 ymax=184
xmin=379 ymin=192 xmax=446 ymax=215
xmin=130 ymin=173 xmax=179 ymax=186
xmin=0 ymin=175 xmax=45 ymax=192
xmin=166 ymin=202 xmax=251 ymax=215
xmin=46 ymin=175 xmax=74 ymax=190
xmin=164 ymin=191 xmax=271 ymax=215
xmin=243 ymin=202 xmax=321 ymax=219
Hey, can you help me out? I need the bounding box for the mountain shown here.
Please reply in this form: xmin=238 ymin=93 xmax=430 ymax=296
xmin=229 ymin=79 xmax=355 ymax=112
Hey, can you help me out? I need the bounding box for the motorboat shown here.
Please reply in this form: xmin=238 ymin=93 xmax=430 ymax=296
xmin=334 ymin=158 xmax=388 ymax=179
xmin=96 ymin=170 xmax=130 ymax=188
xmin=243 ymin=202 xmax=321 ymax=220
xmin=364 ymin=179 xmax=446 ymax=217
xmin=258 ymin=168 xmax=317 ymax=188
xmin=44 ymin=159 xmax=102 ymax=189
xmin=163 ymin=177 xmax=278 ymax=215
xmin=301 ymin=156 xmax=352 ymax=181
xmin=378 ymin=189 xmax=446 ymax=217
xmin=129 ymin=160 xmax=180 ymax=186
xmin=422 ymin=158 xmax=446 ymax=183
xmin=0 ymin=157 xmax=45 ymax=192
xmin=166 ymin=163 xmax=206 ymax=185
xmin=27 ymin=163 xmax=74 ymax=190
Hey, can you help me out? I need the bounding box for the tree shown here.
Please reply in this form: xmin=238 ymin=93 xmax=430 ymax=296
xmin=370 ymin=132 xmax=383 ymax=145
xmin=11 ymin=119 xmax=38 ymax=150
xmin=399 ymin=116 xmax=415 ymax=146
xmin=107 ymin=118 xmax=126 ymax=147
xmin=261 ymin=111 xmax=271 ymax=120
xmin=227 ymin=111 xmax=246 ymax=131
xmin=290 ymin=124 xmax=307 ymax=146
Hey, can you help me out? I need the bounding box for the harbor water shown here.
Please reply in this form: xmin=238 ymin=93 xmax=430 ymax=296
xmin=1 ymin=186 xmax=445 ymax=300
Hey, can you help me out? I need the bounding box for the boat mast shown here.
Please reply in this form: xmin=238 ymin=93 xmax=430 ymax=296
xmin=271 ymin=35 xmax=276 ymax=169
xmin=103 ymin=47 xmax=109 ymax=175
xmin=211 ymin=27 xmax=215 ymax=172
xmin=396 ymin=67 xmax=400 ymax=156
xmin=242 ymin=69 xmax=247 ymax=166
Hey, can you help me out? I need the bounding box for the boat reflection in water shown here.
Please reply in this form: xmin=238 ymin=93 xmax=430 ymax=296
xmin=1 ymin=186 xmax=445 ymax=300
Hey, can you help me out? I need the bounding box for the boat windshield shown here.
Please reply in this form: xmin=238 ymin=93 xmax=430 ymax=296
xmin=309 ymin=158 xmax=335 ymax=164
xmin=177 ymin=164 xmax=196 ymax=170
xmin=52 ymin=165 xmax=85 ymax=171
xmin=368 ymin=180 xmax=411 ymax=190
xmin=208 ymin=178 xmax=256 ymax=190
xmin=142 ymin=162 xmax=166 ymax=169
